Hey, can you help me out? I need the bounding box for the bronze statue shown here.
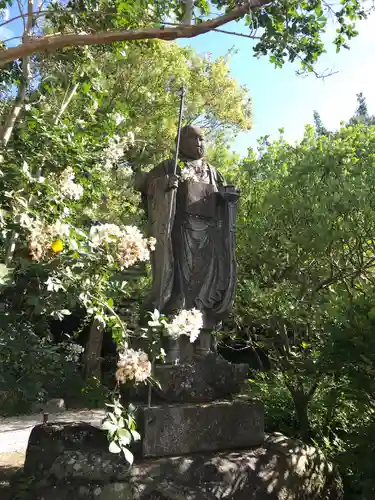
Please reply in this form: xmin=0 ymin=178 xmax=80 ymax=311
xmin=135 ymin=125 xmax=239 ymax=357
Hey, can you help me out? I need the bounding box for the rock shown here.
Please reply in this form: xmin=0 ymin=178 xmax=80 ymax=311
xmin=50 ymin=450 xmax=131 ymax=482
xmin=137 ymin=399 xmax=264 ymax=457
xmin=23 ymin=422 xmax=110 ymax=477
xmin=131 ymin=436 xmax=342 ymax=500
xmin=21 ymin=424 xmax=342 ymax=499
xmin=13 ymin=481 xmax=134 ymax=500
xmin=152 ymin=353 xmax=249 ymax=403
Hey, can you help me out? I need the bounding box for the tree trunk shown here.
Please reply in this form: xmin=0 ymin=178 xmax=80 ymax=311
xmin=291 ymin=389 xmax=312 ymax=441
xmin=83 ymin=319 xmax=104 ymax=382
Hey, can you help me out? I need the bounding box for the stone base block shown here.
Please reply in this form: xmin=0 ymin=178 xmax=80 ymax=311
xmin=136 ymin=399 xmax=264 ymax=458
xmin=121 ymin=353 xmax=249 ymax=405
xmin=153 ymin=353 xmax=249 ymax=403
xmin=18 ymin=426 xmax=342 ymax=500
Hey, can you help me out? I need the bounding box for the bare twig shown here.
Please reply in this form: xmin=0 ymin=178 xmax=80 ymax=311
xmin=163 ymin=21 xmax=261 ymax=39
xmin=16 ymin=0 xmax=27 ymax=31
xmin=1 ymin=36 xmax=23 ymax=44
xmin=54 ymin=78 xmax=82 ymax=123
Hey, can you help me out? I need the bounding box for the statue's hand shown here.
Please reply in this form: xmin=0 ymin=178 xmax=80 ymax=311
xmin=167 ymin=174 xmax=179 ymax=190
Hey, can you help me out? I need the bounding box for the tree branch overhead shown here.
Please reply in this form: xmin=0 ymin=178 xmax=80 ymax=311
xmin=0 ymin=1 xmax=271 ymax=67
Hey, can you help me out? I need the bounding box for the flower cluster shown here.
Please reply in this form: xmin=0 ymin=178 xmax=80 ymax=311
xmin=62 ymin=342 xmax=84 ymax=362
xmin=22 ymin=216 xmax=70 ymax=261
xmin=149 ymin=308 xmax=203 ymax=343
xmin=180 ymin=167 xmax=201 ymax=183
xmin=102 ymin=133 xmax=135 ymax=170
xmin=89 ymin=223 xmax=123 ymax=247
xmin=116 ymin=226 xmax=156 ymax=268
xmin=165 ymin=308 xmax=203 ymax=343
xmin=59 ymin=167 xmax=84 ymax=200
xmin=89 ymin=223 xmax=156 ymax=269
xmin=115 ymin=348 xmax=151 ymax=384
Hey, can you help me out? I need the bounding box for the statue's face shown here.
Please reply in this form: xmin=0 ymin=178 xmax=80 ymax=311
xmin=179 ymin=127 xmax=205 ymax=160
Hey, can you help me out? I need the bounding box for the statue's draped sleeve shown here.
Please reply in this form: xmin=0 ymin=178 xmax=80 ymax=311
xmin=135 ymin=161 xmax=176 ymax=311
xmin=210 ymin=166 xmax=238 ymax=320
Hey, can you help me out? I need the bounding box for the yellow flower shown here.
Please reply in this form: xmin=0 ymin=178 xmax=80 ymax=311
xmin=51 ymin=239 xmax=64 ymax=253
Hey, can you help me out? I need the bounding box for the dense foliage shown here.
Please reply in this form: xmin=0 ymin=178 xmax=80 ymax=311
xmin=234 ymin=113 xmax=375 ymax=499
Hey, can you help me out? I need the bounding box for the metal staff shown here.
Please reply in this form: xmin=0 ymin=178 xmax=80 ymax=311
xmin=157 ymin=85 xmax=186 ymax=312
xmin=147 ymin=86 xmax=186 ymax=408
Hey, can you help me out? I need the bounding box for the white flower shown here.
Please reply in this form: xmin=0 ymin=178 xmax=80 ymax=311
xmin=102 ymin=133 xmax=136 ymax=170
xmin=148 ymin=309 xmax=161 ymax=327
xmin=62 ymin=342 xmax=84 ymax=362
xmin=164 ymin=308 xmax=203 ymax=343
xmin=59 ymin=167 xmax=84 ymax=200
xmin=69 ymin=183 xmax=84 ymax=200
xmin=19 ymin=212 xmax=34 ymax=230
xmin=51 ymin=220 xmax=70 ymax=237
xmin=88 ymin=223 xmax=155 ymax=268
xmin=114 ymin=113 xmax=125 ymax=126
xmin=116 ymin=349 xmax=151 ymax=384
xmin=45 ymin=276 xmax=65 ymax=292
xmin=89 ymin=223 xmax=123 ymax=248
xmin=148 ymin=309 xmax=167 ymax=328
xmin=116 ymin=226 xmax=155 ymax=269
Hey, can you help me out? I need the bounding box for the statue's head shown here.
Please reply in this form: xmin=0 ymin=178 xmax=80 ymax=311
xmin=178 ymin=125 xmax=205 ymax=160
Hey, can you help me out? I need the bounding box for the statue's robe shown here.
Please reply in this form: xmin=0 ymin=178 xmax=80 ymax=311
xmin=136 ymin=158 xmax=237 ymax=329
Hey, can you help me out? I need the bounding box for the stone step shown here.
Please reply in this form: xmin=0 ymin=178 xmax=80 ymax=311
xmin=136 ymin=399 xmax=264 ymax=458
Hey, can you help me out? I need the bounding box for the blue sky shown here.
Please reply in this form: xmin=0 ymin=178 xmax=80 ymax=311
xmin=179 ymin=15 xmax=375 ymax=155
xmin=1 ymin=6 xmax=375 ymax=156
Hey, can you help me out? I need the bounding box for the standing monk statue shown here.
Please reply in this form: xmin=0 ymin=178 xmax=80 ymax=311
xmin=135 ymin=125 xmax=239 ymax=358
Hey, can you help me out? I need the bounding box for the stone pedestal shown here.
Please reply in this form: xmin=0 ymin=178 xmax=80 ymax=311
xmin=136 ymin=399 xmax=264 ymax=457
xmin=154 ymin=353 xmax=248 ymax=403
xmin=121 ymin=352 xmax=257 ymax=460
xmin=120 ymin=353 xmax=249 ymax=405
xmin=18 ymin=423 xmax=342 ymax=500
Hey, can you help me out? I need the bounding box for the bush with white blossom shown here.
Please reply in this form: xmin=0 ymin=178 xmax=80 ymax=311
xmin=59 ymin=167 xmax=84 ymax=201
xmin=102 ymin=133 xmax=136 ymax=170
xmin=148 ymin=308 xmax=204 ymax=343
xmin=115 ymin=348 xmax=152 ymax=384
xmin=89 ymin=223 xmax=156 ymax=269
